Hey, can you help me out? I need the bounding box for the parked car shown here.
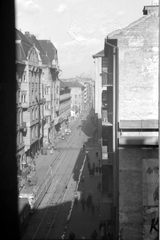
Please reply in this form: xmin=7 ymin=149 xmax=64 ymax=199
xmin=61 ymin=134 xmax=66 ymax=140
xmin=65 ymin=129 xmax=71 ymax=135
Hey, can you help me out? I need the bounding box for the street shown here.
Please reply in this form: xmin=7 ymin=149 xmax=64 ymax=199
xmin=22 ymin=107 xmax=112 ymax=239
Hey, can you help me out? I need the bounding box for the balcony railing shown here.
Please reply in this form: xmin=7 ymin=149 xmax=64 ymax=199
xmin=102 ymin=111 xmax=113 ymax=125
xmin=101 ymin=72 xmax=113 ymax=86
xmin=19 ymin=122 xmax=27 ymax=133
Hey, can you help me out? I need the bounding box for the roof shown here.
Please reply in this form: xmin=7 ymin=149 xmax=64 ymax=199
xmin=38 ymin=40 xmax=58 ymax=64
xmin=107 ymin=11 xmax=158 ymax=39
xmin=24 ymin=32 xmax=50 ymax=65
xmin=63 ymin=81 xmax=85 ymax=89
xmin=60 ymin=80 xmax=70 ymax=89
xmin=15 ymin=29 xmax=33 ymax=61
xmin=92 ymin=50 xmax=104 ymax=58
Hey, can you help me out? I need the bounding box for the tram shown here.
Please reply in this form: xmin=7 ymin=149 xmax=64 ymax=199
xmin=19 ymin=198 xmax=30 ymax=236
xmin=19 ymin=166 xmax=52 ymax=213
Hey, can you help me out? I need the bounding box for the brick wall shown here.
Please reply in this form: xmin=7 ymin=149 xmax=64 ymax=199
xmin=119 ymin=147 xmax=158 ymax=239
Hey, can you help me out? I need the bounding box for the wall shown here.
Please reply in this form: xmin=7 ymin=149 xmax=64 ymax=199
xmin=110 ymin=13 xmax=159 ymax=120
xmin=119 ymin=147 xmax=158 ymax=239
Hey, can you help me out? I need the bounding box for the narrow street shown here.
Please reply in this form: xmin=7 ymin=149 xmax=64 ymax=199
xmin=22 ymin=107 xmax=112 ymax=239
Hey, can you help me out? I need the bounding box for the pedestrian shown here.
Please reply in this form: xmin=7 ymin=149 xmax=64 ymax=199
xmin=103 ymin=221 xmax=107 ymax=238
xmin=96 ymin=152 xmax=98 ymax=158
xmin=86 ymin=197 xmax=90 ymax=210
xmin=87 ymin=161 xmax=91 ymax=171
xmin=91 ymin=203 xmax=95 ymax=217
xmin=96 ymin=199 xmax=100 ymax=213
xmin=100 ymin=225 xmax=105 ymax=240
xmin=81 ymin=176 xmax=85 ymax=188
xmin=83 ymin=143 xmax=86 ymax=152
xmin=97 ymin=181 xmax=102 ymax=192
xmin=99 ymin=220 xmax=103 ymax=232
xmin=98 ymin=158 xmax=101 ymax=167
xmin=99 ymin=166 xmax=102 ymax=175
xmin=95 ymin=166 xmax=99 ymax=176
xmin=74 ymin=193 xmax=78 ymax=206
xmin=91 ymin=230 xmax=98 ymax=240
xmin=81 ymin=197 xmax=86 ymax=211
xmin=88 ymin=193 xmax=92 ymax=205
xmin=69 ymin=231 xmax=76 ymax=240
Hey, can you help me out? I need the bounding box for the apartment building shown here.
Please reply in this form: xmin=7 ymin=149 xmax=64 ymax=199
xmin=54 ymin=80 xmax=71 ymax=134
xmin=64 ymin=81 xmax=85 ymax=116
xmin=16 ymin=54 xmax=27 ymax=184
xmin=38 ymin=39 xmax=60 ymax=145
xmin=16 ymin=29 xmax=43 ymax=173
xmin=76 ymin=77 xmax=94 ymax=109
xmin=93 ymin=5 xmax=159 ymax=239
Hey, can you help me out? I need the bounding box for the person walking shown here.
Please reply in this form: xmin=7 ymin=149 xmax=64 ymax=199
xmin=81 ymin=197 xmax=86 ymax=211
xmin=95 ymin=166 xmax=99 ymax=176
xmin=74 ymin=193 xmax=78 ymax=206
xmin=100 ymin=225 xmax=105 ymax=240
xmin=86 ymin=197 xmax=90 ymax=211
xmin=97 ymin=181 xmax=102 ymax=192
xmin=81 ymin=176 xmax=85 ymax=189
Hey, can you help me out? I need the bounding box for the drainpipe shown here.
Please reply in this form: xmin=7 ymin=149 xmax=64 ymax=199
xmin=105 ymin=40 xmax=119 ymax=240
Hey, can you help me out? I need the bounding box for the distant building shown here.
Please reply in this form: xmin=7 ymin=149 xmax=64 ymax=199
xmin=63 ymin=81 xmax=85 ymax=116
xmin=55 ymin=80 xmax=71 ymax=134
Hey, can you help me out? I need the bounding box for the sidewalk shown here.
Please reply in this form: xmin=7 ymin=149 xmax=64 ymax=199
xmin=64 ymin=142 xmax=112 ymax=239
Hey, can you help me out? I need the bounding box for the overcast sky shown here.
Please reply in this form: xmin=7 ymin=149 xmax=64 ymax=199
xmin=15 ymin=0 xmax=156 ymax=79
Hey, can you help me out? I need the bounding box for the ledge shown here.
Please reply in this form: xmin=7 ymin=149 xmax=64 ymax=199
xmin=119 ymin=136 xmax=158 ymax=146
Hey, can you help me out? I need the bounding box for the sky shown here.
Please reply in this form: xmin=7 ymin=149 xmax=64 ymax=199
xmin=15 ymin=0 xmax=157 ymax=79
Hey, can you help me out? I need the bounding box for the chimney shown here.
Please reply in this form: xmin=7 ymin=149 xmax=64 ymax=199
xmin=25 ymin=31 xmax=30 ymax=36
xmin=143 ymin=3 xmax=159 ymax=15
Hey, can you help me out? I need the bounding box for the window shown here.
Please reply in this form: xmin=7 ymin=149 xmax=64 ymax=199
xmin=32 ymin=109 xmax=34 ymax=121
xmin=45 ymin=101 xmax=50 ymax=110
xmin=36 ymin=107 xmax=39 ymax=119
xmin=21 ymin=91 xmax=27 ymax=103
xmin=17 ymin=132 xmax=19 ymax=145
xmin=19 ymin=132 xmax=22 ymax=144
xmin=56 ymin=86 xmax=59 ymax=94
xmin=46 ymin=86 xmax=50 ymax=95
xmin=22 ymin=72 xmax=27 ymax=82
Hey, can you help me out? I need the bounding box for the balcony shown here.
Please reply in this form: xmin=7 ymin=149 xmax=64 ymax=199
xmin=21 ymin=102 xmax=29 ymax=108
xmin=102 ymin=152 xmax=113 ymax=165
xmin=19 ymin=122 xmax=27 ymax=134
xmin=102 ymin=111 xmax=113 ymax=126
xmin=100 ymin=72 xmax=113 ymax=86
xmin=59 ymin=93 xmax=71 ymax=102
xmin=39 ymin=98 xmax=46 ymax=105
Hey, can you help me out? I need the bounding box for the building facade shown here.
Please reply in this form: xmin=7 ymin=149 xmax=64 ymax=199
xmin=93 ymin=4 xmax=159 ymax=240
xmin=55 ymin=80 xmax=71 ymax=134
xmin=64 ymin=81 xmax=85 ymax=116
xmin=16 ymin=29 xmax=43 ymax=179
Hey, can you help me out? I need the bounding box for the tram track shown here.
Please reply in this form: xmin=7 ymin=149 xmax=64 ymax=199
xmin=22 ymin=124 xmax=85 ymax=240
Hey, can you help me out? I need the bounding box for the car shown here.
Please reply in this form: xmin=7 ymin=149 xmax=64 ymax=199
xmin=61 ymin=135 xmax=66 ymax=140
xmin=65 ymin=129 xmax=71 ymax=135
